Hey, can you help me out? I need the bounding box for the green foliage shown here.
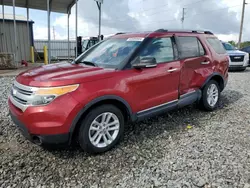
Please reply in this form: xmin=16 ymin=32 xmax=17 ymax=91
xmin=227 ymin=41 xmax=250 ymax=49
xmin=240 ymin=41 xmax=250 ymax=49
xmin=228 ymin=41 xmax=236 ymax=47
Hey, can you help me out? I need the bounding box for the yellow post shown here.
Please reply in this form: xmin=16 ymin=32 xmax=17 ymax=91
xmin=30 ymin=46 xmax=34 ymax=63
xmin=43 ymin=46 xmax=48 ymax=65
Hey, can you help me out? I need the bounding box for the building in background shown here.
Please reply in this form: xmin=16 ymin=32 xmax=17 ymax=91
xmin=0 ymin=14 xmax=34 ymax=62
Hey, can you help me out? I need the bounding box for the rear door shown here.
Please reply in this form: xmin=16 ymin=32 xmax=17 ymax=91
xmin=176 ymin=36 xmax=212 ymax=95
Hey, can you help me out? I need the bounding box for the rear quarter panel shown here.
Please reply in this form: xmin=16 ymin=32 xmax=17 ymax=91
xmin=178 ymin=34 xmax=228 ymax=95
xmin=202 ymin=35 xmax=229 ymax=80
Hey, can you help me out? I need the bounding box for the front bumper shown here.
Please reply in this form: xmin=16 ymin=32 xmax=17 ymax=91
xmin=9 ymin=110 xmax=70 ymax=145
xmin=229 ymin=65 xmax=247 ymax=71
xmin=229 ymin=55 xmax=249 ymax=69
xmin=8 ymin=90 xmax=82 ymax=145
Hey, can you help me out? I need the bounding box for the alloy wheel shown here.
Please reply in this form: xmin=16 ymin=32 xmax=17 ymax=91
xmin=88 ymin=112 xmax=120 ymax=148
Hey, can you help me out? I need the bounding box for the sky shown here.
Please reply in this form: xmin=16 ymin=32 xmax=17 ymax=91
xmin=1 ymin=0 xmax=250 ymax=42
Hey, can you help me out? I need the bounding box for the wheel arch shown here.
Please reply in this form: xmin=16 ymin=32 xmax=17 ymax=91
xmin=69 ymin=95 xmax=134 ymax=143
xmin=201 ymin=72 xmax=225 ymax=91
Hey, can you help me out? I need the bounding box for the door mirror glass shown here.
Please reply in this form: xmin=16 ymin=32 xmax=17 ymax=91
xmin=133 ymin=57 xmax=157 ymax=69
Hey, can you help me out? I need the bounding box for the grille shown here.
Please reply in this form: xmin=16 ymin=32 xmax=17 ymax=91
xmin=230 ymin=55 xmax=244 ymax=62
xmin=13 ymin=85 xmax=33 ymax=96
xmin=12 ymin=95 xmax=27 ymax=105
xmin=11 ymin=81 xmax=35 ymax=109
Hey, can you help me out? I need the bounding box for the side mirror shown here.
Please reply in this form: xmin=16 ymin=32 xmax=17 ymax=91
xmin=132 ymin=57 xmax=157 ymax=69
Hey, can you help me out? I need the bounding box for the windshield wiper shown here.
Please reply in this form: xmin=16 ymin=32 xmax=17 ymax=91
xmin=78 ymin=61 xmax=98 ymax=67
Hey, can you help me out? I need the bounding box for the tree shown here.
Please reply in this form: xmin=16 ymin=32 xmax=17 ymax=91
xmin=228 ymin=41 xmax=236 ymax=47
xmin=240 ymin=41 xmax=250 ymax=49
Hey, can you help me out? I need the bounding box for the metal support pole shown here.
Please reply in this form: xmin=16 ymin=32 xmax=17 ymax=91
xmin=1 ymin=4 xmax=5 ymax=52
xmin=96 ymin=1 xmax=102 ymax=41
xmin=68 ymin=12 xmax=70 ymax=61
xmin=181 ymin=8 xmax=186 ymax=29
xmin=27 ymin=8 xmax=30 ymax=45
xmin=238 ymin=0 xmax=246 ymax=49
xmin=98 ymin=3 xmax=101 ymax=40
xmin=47 ymin=0 xmax=51 ymax=64
xmin=27 ymin=7 xmax=33 ymax=63
xmin=75 ymin=0 xmax=78 ymax=58
xmin=13 ymin=0 xmax=18 ymax=64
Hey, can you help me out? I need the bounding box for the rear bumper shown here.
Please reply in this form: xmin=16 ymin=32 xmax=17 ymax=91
xmin=10 ymin=110 xmax=70 ymax=145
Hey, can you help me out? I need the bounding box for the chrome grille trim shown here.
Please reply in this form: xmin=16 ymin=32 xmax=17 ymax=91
xmin=10 ymin=81 xmax=38 ymax=112
xmin=10 ymin=95 xmax=28 ymax=112
xmin=13 ymin=80 xmax=38 ymax=92
xmin=13 ymin=85 xmax=33 ymax=95
xmin=14 ymin=89 xmax=33 ymax=102
xmin=13 ymin=95 xmax=27 ymax=104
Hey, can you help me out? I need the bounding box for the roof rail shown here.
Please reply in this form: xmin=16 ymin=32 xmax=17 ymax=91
xmin=155 ymin=29 xmax=168 ymax=32
xmin=115 ymin=32 xmax=126 ymax=35
xmin=155 ymin=29 xmax=213 ymax=35
xmin=204 ymin=31 xmax=214 ymax=35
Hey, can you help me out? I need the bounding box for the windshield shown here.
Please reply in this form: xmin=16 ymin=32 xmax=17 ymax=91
xmin=222 ymin=42 xmax=236 ymax=51
xmin=75 ymin=38 xmax=142 ymax=68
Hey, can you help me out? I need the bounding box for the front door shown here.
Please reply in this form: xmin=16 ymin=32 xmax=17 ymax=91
xmin=127 ymin=36 xmax=181 ymax=113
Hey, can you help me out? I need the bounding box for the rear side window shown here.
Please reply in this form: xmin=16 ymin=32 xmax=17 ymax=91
xmin=139 ymin=37 xmax=174 ymax=63
xmin=178 ymin=37 xmax=206 ymax=58
xmin=206 ymin=38 xmax=226 ymax=54
xmin=198 ymin=40 xmax=205 ymax=56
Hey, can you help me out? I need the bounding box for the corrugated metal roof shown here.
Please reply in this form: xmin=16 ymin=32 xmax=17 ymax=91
xmin=0 ymin=14 xmax=33 ymax=22
xmin=0 ymin=0 xmax=75 ymax=14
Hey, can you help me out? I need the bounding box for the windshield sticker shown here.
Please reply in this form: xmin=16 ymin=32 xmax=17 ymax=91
xmin=127 ymin=37 xmax=144 ymax=42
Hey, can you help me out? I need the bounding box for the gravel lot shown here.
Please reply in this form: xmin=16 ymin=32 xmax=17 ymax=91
xmin=1 ymin=69 xmax=250 ymax=188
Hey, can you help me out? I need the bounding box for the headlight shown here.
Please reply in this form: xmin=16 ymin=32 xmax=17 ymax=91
xmin=32 ymin=95 xmax=56 ymax=105
xmin=31 ymin=84 xmax=79 ymax=106
xmin=246 ymin=53 xmax=249 ymax=61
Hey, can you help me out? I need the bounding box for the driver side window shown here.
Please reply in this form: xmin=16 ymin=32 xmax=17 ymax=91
xmin=139 ymin=37 xmax=174 ymax=64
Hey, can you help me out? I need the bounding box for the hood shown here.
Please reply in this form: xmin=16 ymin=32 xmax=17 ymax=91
xmin=226 ymin=50 xmax=247 ymax=56
xmin=16 ymin=62 xmax=116 ymax=87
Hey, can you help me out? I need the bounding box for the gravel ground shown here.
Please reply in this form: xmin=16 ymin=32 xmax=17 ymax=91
xmin=1 ymin=69 xmax=250 ymax=188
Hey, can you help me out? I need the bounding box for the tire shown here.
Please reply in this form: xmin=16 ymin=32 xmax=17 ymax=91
xmin=78 ymin=104 xmax=124 ymax=154
xmin=199 ymin=80 xmax=221 ymax=111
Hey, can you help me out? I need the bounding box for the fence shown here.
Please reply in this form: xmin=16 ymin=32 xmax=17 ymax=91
xmin=34 ymin=40 xmax=76 ymax=60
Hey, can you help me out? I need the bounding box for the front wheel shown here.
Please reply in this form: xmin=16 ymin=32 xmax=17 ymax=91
xmin=199 ymin=80 xmax=221 ymax=111
xmin=78 ymin=104 xmax=124 ymax=154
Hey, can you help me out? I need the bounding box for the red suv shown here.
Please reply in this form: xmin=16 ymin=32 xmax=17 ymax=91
xmin=8 ymin=30 xmax=229 ymax=153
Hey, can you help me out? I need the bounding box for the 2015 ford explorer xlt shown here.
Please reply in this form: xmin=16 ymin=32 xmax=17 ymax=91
xmin=8 ymin=29 xmax=229 ymax=154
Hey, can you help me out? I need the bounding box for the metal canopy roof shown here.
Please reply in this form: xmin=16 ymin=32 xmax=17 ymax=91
xmin=0 ymin=0 xmax=76 ymax=14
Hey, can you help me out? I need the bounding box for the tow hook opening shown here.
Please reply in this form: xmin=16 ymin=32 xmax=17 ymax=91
xmin=32 ymin=136 xmax=42 ymax=146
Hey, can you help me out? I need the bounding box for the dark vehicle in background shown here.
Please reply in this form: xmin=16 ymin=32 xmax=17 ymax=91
xmin=240 ymin=46 xmax=250 ymax=66
xmin=222 ymin=42 xmax=249 ymax=71
xmin=82 ymin=37 xmax=100 ymax=51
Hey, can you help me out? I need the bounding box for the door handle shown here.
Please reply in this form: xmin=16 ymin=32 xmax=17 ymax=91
xmin=167 ymin=68 xmax=178 ymax=73
xmin=201 ymin=61 xmax=210 ymax=65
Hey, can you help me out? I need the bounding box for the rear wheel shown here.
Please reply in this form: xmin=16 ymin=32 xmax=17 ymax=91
xmin=199 ymin=80 xmax=220 ymax=111
xmin=78 ymin=104 xmax=124 ymax=154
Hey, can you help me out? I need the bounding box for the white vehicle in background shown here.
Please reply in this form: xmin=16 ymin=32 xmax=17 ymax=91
xmin=222 ymin=42 xmax=249 ymax=71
